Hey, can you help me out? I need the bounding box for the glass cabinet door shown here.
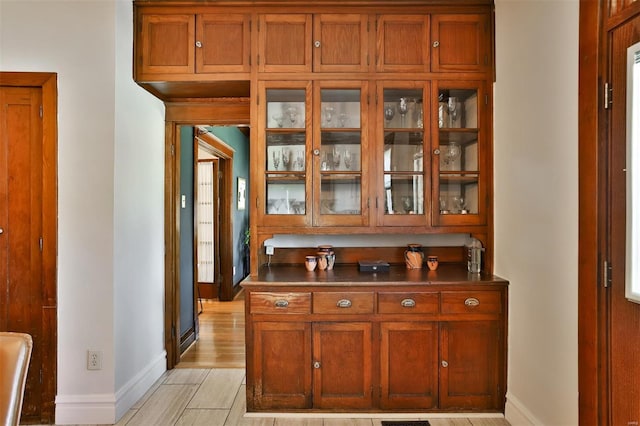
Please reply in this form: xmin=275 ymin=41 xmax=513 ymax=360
xmin=433 ymin=82 xmax=486 ymax=226
xmin=313 ymin=82 xmax=368 ymax=226
xmin=259 ymin=82 xmax=311 ymax=227
xmin=378 ymin=83 xmax=430 ymax=227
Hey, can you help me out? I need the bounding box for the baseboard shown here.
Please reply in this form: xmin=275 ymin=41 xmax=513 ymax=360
xmin=55 ymin=351 xmax=166 ymax=425
xmin=505 ymin=391 xmax=542 ymax=425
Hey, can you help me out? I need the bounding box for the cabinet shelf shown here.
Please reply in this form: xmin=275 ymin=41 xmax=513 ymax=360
xmin=439 ymin=173 xmax=479 ymax=184
xmin=439 ymin=129 xmax=479 ymax=145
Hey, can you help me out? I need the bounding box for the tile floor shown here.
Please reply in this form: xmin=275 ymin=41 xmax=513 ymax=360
xmin=109 ymin=368 xmax=510 ymax=426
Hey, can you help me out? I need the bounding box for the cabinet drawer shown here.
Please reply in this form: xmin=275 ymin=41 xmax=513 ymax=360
xmin=378 ymin=292 xmax=439 ymax=314
xmin=313 ymin=292 xmax=374 ymax=314
xmin=441 ymin=291 xmax=502 ymax=315
xmin=250 ymin=292 xmax=311 ymax=314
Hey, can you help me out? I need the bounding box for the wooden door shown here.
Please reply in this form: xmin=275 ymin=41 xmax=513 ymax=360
xmin=312 ymin=322 xmax=372 ymax=409
xmin=258 ymin=14 xmax=312 ymax=73
xmin=430 ymin=14 xmax=491 ymax=73
xmin=138 ymin=14 xmax=195 ymax=75
xmin=376 ymin=15 xmax=430 ymax=73
xmin=605 ymin=15 xmax=640 ymax=424
xmin=439 ymin=321 xmax=501 ymax=410
xmin=0 ymin=80 xmax=55 ymax=423
xmin=251 ymin=321 xmax=312 ymax=409
xmin=313 ymin=14 xmax=370 ymax=73
xmin=197 ymin=14 xmax=251 ymax=74
xmin=380 ymin=321 xmax=438 ymax=409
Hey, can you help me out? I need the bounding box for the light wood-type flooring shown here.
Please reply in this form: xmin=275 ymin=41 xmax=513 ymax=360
xmin=33 ymin=291 xmax=511 ymax=425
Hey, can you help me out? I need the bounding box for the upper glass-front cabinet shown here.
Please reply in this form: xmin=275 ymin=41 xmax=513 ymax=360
xmin=258 ymin=81 xmax=368 ymax=227
xmin=378 ymin=82 xmax=430 ymax=227
xmin=433 ymin=82 xmax=487 ymax=226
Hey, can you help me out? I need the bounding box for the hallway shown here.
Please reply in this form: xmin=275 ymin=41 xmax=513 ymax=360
xmin=178 ymin=294 xmax=245 ymax=369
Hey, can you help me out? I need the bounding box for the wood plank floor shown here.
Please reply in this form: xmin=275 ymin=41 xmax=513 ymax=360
xmin=178 ymin=291 xmax=246 ymax=369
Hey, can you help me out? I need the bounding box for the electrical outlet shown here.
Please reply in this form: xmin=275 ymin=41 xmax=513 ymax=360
xmin=87 ymin=350 xmax=102 ymax=370
xmin=265 ymin=245 xmax=274 ymax=255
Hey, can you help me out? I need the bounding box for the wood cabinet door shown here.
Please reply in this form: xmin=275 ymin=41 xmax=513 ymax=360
xmin=431 ymin=14 xmax=491 ymax=73
xmin=259 ymin=14 xmax=312 ymax=73
xmin=138 ymin=14 xmax=195 ymax=75
xmin=439 ymin=321 xmax=502 ymax=410
xmin=380 ymin=322 xmax=438 ymax=409
xmin=313 ymin=14 xmax=370 ymax=73
xmin=376 ymin=15 xmax=430 ymax=73
xmin=197 ymin=14 xmax=251 ymax=73
xmin=312 ymin=322 xmax=373 ymax=409
xmin=251 ymin=321 xmax=312 ymax=409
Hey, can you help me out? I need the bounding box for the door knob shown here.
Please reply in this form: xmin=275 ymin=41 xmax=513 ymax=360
xmin=0 ymin=227 xmax=4 ymax=234
xmin=313 ymin=361 xmax=321 ymax=369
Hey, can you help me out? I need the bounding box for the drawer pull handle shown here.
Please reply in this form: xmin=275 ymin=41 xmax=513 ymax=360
xmin=313 ymin=361 xmax=321 ymax=369
xmin=464 ymin=297 xmax=480 ymax=307
xmin=441 ymin=360 xmax=448 ymax=368
xmin=274 ymin=300 xmax=289 ymax=308
xmin=336 ymin=299 xmax=352 ymax=308
xmin=401 ymin=298 xmax=416 ymax=308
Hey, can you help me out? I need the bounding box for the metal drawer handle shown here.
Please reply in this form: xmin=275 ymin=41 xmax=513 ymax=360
xmin=433 ymin=40 xmax=440 ymax=48
xmin=401 ymin=298 xmax=416 ymax=308
xmin=195 ymin=40 xmax=202 ymax=48
xmin=336 ymin=299 xmax=352 ymax=308
xmin=464 ymin=297 xmax=480 ymax=307
xmin=441 ymin=360 xmax=448 ymax=367
xmin=313 ymin=361 xmax=321 ymax=369
xmin=274 ymin=300 xmax=289 ymax=308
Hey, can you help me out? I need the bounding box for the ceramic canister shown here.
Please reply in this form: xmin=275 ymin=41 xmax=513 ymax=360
xmin=404 ymin=244 xmax=424 ymax=269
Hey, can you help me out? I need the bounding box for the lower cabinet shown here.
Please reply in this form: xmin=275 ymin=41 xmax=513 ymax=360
xmin=251 ymin=321 xmax=312 ymax=409
xmin=246 ymin=284 xmax=507 ymax=412
xmin=380 ymin=321 xmax=439 ymax=409
xmin=439 ymin=321 xmax=502 ymax=410
xmin=313 ymin=322 xmax=373 ymax=409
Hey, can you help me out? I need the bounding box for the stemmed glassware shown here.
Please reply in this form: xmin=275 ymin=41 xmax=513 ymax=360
xmin=272 ymin=150 xmax=280 ymax=170
xmin=286 ymin=106 xmax=298 ymax=127
xmin=332 ymin=147 xmax=341 ymax=169
xmin=384 ymin=105 xmax=395 ymax=126
xmin=344 ymin=149 xmax=353 ymax=170
xmin=398 ymin=97 xmax=409 ymax=127
xmin=323 ymin=106 xmax=334 ymax=127
xmin=440 ymin=142 xmax=461 ymax=170
xmin=281 ymin=147 xmax=291 ymax=169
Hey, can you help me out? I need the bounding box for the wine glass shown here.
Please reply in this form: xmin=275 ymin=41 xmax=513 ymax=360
xmin=447 ymin=97 xmax=458 ymax=128
xmin=339 ymin=113 xmax=348 ymax=128
xmin=332 ymin=147 xmax=341 ymax=169
xmin=384 ymin=105 xmax=395 ymax=126
xmin=272 ymin=150 xmax=280 ymax=170
xmin=398 ymin=98 xmax=409 ymax=127
xmin=440 ymin=142 xmax=461 ymax=170
xmin=281 ymin=147 xmax=291 ymax=170
xmin=344 ymin=149 xmax=353 ymax=170
xmin=323 ymin=106 xmax=334 ymax=127
xmin=286 ymin=106 xmax=298 ymax=127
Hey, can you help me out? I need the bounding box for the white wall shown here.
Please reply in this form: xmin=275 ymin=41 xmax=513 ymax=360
xmin=494 ymin=1 xmax=579 ymax=425
xmin=0 ymin=1 xmax=166 ymax=424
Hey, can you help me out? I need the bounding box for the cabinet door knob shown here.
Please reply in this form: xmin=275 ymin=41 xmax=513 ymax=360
xmin=313 ymin=361 xmax=321 ymax=369
xmin=441 ymin=360 xmax=448 ymax=367
xmin=274 ymin=299 xmax=289 ymax=308
xmin=336 ymin=299 xmax=352 ymax=308
xmin=464 ymin=297 xmax=480 ymax=307
xmin=0 ymin=227 xmax=3 ymax=234
xmin=195 ymin=41 xmax=202 ymax=48
xmin=313 ymin=149 xmax=320 ymax=156
xmin=433 ymin=148 xmax=441 ymax=155
xmin=433 ymin=40 xmax=440 ymax=48
xmin=401 ymin=298 xmax=416 ymax=308
xmin=314 ymin=40 xmax=321 ymax=48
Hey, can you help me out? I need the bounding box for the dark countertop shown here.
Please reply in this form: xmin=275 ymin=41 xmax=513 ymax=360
xmin=241 ymin=264 xmax=508 ymax=287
